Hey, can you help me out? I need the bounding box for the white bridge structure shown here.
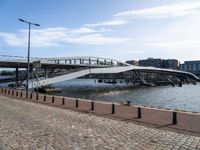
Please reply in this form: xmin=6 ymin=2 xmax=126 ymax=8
xmin=0 ymin=56 xmax=199 ymax=89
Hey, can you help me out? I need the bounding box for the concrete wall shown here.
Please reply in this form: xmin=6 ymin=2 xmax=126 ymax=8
xmin=38 ymin=94 xmax=45 ymax=103
xmin=139 ymin=107 xmax=173 ymax=125
xmin=53 ymin=96 xmax=63 ymax=106
xmin=77 ymin=99 xmax=92 ymax=111
xmin=31 ymin=92 xmax=37 ymax=100
xmin=1 ymin=88 xmax=200 ymax=133
xmin=64 ymin=97 xmax=76 ymax=108
xmin=45 ymin=95 xmax=53 ymax=104
xmin=114 ymin=105 xmax=138 ymax=119
xmin=176 ymin=112 xmax=200 ymax=133
xmin=94 ymin=102 xmax=112 ymax=114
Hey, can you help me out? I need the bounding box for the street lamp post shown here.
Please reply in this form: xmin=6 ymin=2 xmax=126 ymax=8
xmin=18 ymin=18 xmax=40 ymax=98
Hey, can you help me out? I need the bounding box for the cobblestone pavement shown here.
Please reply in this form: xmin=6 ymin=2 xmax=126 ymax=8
xmin=0 ymin=96 xmax=200 ymax=150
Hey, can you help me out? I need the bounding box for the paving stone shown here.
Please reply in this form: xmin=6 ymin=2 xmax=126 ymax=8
xmin=0 ymin=95 xmax=200 ymax=150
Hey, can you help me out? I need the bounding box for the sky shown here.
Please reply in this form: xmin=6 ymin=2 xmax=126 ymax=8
xmin=0 ymin=0 xmax=200 ymax=63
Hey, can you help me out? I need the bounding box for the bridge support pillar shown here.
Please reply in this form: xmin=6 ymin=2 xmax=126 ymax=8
xmin=44 ymin=68 xmax=48 ymax=79
xmin=16 ymin=67 xmax=19 ymax=87
xmin=135 ymin=71 xmax=146 ymax=84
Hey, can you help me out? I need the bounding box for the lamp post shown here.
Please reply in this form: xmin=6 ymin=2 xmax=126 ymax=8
xmin=18 ymin=18 xmax=40 ymax=98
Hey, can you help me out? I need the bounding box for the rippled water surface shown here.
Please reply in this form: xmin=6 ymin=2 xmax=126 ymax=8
xmin=53 ymin=79 xmax=200 ymax=112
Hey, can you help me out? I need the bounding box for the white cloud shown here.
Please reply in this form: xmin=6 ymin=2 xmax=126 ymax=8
xmin=0 ymin=27 xmax=130 ymax=47
xmin=85 ymin=19 xmax=128 ymax=27
xmin=64 ymin=33 xmax=130 ymax=45
xmin=0 ymin=33 xmax=27 ymax=46
xmin=148 ymin=40 xmax=200 ymax=50
xmin=115 ymin=1 xmax=200 ymax=19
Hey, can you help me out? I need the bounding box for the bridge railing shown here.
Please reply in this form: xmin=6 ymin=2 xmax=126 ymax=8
xmin=0 ymin=55 xmax=129 ymax=67
xmin=46 ymin=56 xmax=129 ymax=67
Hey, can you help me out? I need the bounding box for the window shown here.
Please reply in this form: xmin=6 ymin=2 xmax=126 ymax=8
xmin=184 ymin=65 xmax=187 ymax=71
xmin=193 ymin=64 xmax=197 ymax=71
xmin=198 ymin=64 xmax=200 ymax=71
xmin=188 ymin=64 xmax=192 ymax=71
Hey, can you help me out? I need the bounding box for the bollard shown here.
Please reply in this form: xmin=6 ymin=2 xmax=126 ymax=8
xmin=4 ymin=89 xmax=6 ymax=94
xmin=8 ymin=90 xmax=10 ymax=95
xmin=126 ymin=100 xmax=131 ymax=106
xmin=52 ymin=96 xmax=55 ymax=103
xmin=30 ymin=93 xmax=32 ymax=99
xmin=91 ymin=101 xmax=94 ymax=111
xmin=20 ymin=91 xmax=23 ymax=97
xmin=44 ymin=95 xmax=46 ymax=102
xmin=138 ymin=107 xmax=141 ymax=118
xmin=172 ymin=111 xmax=177 ymax=125
xmin=12 ymin=90 xmax=14 ymax=96
xmin=112 ymin=103 xmax=115 ymax=114
xmin=36 ymin=94 xmax=38 ymax=100
xmin=1 ymin=88 xmax=3 ymax=93
xmin=16 ymin=91 xmax=18 ymax=97
xmin=62 ymin=97 xmax=65 ymax=105
xmin=76 ymin=99 xmax=79 ymax=108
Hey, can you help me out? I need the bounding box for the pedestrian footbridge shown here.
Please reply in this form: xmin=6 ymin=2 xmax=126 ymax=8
xmin=0 ymin=55 xmax=199 ymax=89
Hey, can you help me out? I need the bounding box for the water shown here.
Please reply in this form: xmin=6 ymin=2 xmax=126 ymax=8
xmin=0 ymin=76 xmax=12 ymax=87
xmin=52 ymin=79 xmax=200 ymax=112
xmin=1 ymin=76 xmax=200 ymax=112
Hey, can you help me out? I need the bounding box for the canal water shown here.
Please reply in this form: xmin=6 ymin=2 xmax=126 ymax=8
xmin=52 ymin=79 xmax=200 ymax=112
xmin=1 ymin=76 xmax=200 ymax=112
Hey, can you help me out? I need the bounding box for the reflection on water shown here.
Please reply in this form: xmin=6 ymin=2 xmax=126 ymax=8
xmin=52 ymin=79 xmax=200 ymax=112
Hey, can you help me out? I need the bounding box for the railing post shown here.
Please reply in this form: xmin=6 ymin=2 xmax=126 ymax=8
xmin=91 ymin=101 xmax=94 ymax=111
xmin=52 ymin=96 xmax=55 ymax=103
xmin=12 ymin=90 xmax=14 ymax=96
xmin=112 ymin=103 xmax=115 ymax=114
xmin=138 ymin=107 xmax=141 ymax=118
xmin=76 ymin=99 xmax=78 ymax=108
xmin=62 ymin=97 xmax=65 ymax=105
xmin=44 ymin=95 xmax=46 ymax=102
xmin=172 ymin=111 xmax=177 ymax=125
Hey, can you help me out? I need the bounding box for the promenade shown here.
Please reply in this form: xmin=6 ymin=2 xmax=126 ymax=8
xmin=0 ymin=95 xmax=200 ymax=150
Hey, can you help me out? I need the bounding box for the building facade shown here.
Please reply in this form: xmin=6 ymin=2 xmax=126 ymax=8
xmin=179 ymin=61 xmax=200 ymax=76
xmin=126 ymin=60 xmax=138 ymax=65
xmin=139 ymin=58 xmax=163 ymax=68
xmin=163 ymin=59 xmax=179 ymax=70
xmin=138 ymin=58 xmax=179 ymax=70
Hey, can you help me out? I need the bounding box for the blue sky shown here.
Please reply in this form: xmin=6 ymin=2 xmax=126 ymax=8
xmin=0 ymin=0 xmax=200 ymax=62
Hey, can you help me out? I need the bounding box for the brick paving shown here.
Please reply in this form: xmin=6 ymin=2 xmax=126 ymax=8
xmin=0 ymin=95 xmax=200 ymax=150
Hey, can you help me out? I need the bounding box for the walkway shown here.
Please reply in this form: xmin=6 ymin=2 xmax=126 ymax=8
xmin=0 ymin=95 xmax=200 ymax=150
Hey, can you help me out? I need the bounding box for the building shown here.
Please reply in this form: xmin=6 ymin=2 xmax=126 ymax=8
xmin=163 ymin=59 xmax=179 ymax=70
xmin=179 ymin=61 xmax=200 ymax=76
xmin=125 ymin=58 xmax=179 ymax=70
xmin=139 ymin=58 xmax=163 ymax=68
xmin=126 ymin=60 xmax=138 ymax=65
xmin=138 ymin=58 xmax=179 ymax=70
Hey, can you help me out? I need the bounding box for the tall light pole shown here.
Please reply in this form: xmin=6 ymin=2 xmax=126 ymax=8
xmin=18 ymin=18 xmax=40 ymax=98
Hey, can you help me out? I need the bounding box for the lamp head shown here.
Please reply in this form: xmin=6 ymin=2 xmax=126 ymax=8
xmin=18 ymin=18 xmax=25 ymax=22
xmin=34 ymin=24 xmax=40 ymax=26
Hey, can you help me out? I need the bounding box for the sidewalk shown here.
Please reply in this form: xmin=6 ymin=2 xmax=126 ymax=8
xmin=0 ymin=95 xmax=200 ymax=150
